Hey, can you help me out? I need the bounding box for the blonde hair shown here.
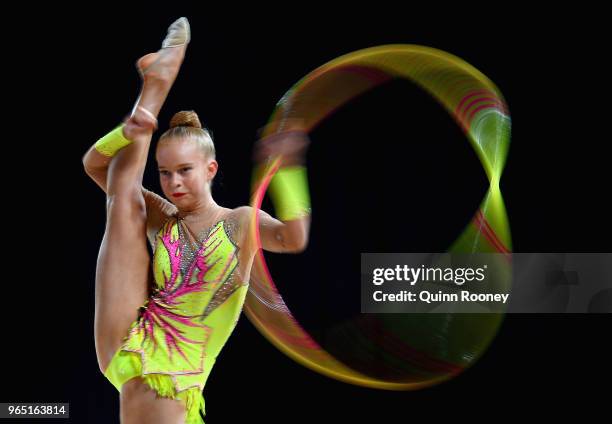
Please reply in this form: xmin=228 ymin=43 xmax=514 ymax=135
xmin=158 ymin=110 xmax=215 ymax=159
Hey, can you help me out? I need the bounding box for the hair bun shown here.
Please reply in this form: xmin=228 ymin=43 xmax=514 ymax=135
xmin=169 ymin=110 xmax=202 ymax=129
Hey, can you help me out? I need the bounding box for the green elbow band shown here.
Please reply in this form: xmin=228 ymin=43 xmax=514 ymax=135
xmin=94 ymin=124 xmax=132 ymax=157
xmin=268 ymin=166 xmax=311 ymax=221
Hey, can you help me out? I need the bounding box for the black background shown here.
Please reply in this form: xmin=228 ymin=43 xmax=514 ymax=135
xmin=4 ymin=5 xmax=610 ymax=423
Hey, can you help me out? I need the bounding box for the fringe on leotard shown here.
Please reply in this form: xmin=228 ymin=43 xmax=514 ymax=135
xmin=140 ymin=373 xmax=206 ymax=424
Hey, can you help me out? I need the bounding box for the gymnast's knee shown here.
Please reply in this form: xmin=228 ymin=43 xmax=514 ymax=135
xmin=106 ymin=189 xmax=147 ymax=222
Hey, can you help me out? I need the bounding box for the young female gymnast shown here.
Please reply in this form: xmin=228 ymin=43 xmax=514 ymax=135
xmin=82 ymin=17 xmax=311 ymax=423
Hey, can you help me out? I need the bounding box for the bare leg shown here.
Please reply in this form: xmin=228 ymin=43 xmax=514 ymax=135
xmin=94 ymin=19 xmax=192 ymax=423
xmin=94 ymin=21 xmax=189 ymax=376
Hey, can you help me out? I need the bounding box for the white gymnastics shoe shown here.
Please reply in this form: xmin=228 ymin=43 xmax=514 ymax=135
xmin=161 ymin=17 xmax=191 ymax=49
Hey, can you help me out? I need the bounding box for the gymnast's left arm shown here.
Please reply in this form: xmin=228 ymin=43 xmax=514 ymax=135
xmin=247 ymin=123 xmax=312 ymax=253
xmin=234 ymin=205 xmax=310 ymax=253
xmin=260 ymin=207 xmax=311 ymax=253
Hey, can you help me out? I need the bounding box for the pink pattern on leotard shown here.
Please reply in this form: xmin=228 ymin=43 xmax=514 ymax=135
xmin=135 ymin=220 xmax=215 ymax=367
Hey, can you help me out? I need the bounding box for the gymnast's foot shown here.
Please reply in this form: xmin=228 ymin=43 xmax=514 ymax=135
xmin=136 ymin=17 xmax=190 ymax=84
xmin=125 ymin=17 xmax=191 ymax=133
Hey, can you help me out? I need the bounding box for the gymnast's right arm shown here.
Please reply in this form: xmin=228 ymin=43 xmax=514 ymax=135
xmin=82 ymin=123 xmax=177 ymax=241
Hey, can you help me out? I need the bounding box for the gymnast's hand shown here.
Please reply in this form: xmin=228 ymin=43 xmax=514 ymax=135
xmin=122 ymin=106 xmax=159 ymax=141
xmin=253 ymin=119 xmax=310 ymax=167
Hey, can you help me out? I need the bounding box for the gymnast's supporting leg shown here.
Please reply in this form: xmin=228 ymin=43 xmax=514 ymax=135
xmin=92 ymin=18 xmax=190 ymax=424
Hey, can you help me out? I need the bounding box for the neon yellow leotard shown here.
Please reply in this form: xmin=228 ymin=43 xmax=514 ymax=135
xmin=103 ymin=214 xmax=248 ymax=423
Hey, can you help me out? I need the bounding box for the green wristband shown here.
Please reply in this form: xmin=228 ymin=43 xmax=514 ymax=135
xmin=268 ymin=166 xmax=311 ymax=221
xmin=94 ymin=124 xmax=132 ymax=157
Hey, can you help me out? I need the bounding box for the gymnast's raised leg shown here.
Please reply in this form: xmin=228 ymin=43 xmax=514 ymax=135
xmin=84 ymin=18 xmax=190 ymax=423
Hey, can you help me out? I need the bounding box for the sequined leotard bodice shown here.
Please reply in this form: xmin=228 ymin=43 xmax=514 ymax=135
xmin=103 ymin=214 xmax=249 ymax=423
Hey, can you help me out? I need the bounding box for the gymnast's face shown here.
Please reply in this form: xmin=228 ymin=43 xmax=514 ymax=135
xmin=156 ymin=137 xmax=218 ymax=207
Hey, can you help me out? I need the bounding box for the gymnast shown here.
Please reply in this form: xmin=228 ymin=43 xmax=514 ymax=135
xmin=82 ymin=17 xmax=311 ymax=423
